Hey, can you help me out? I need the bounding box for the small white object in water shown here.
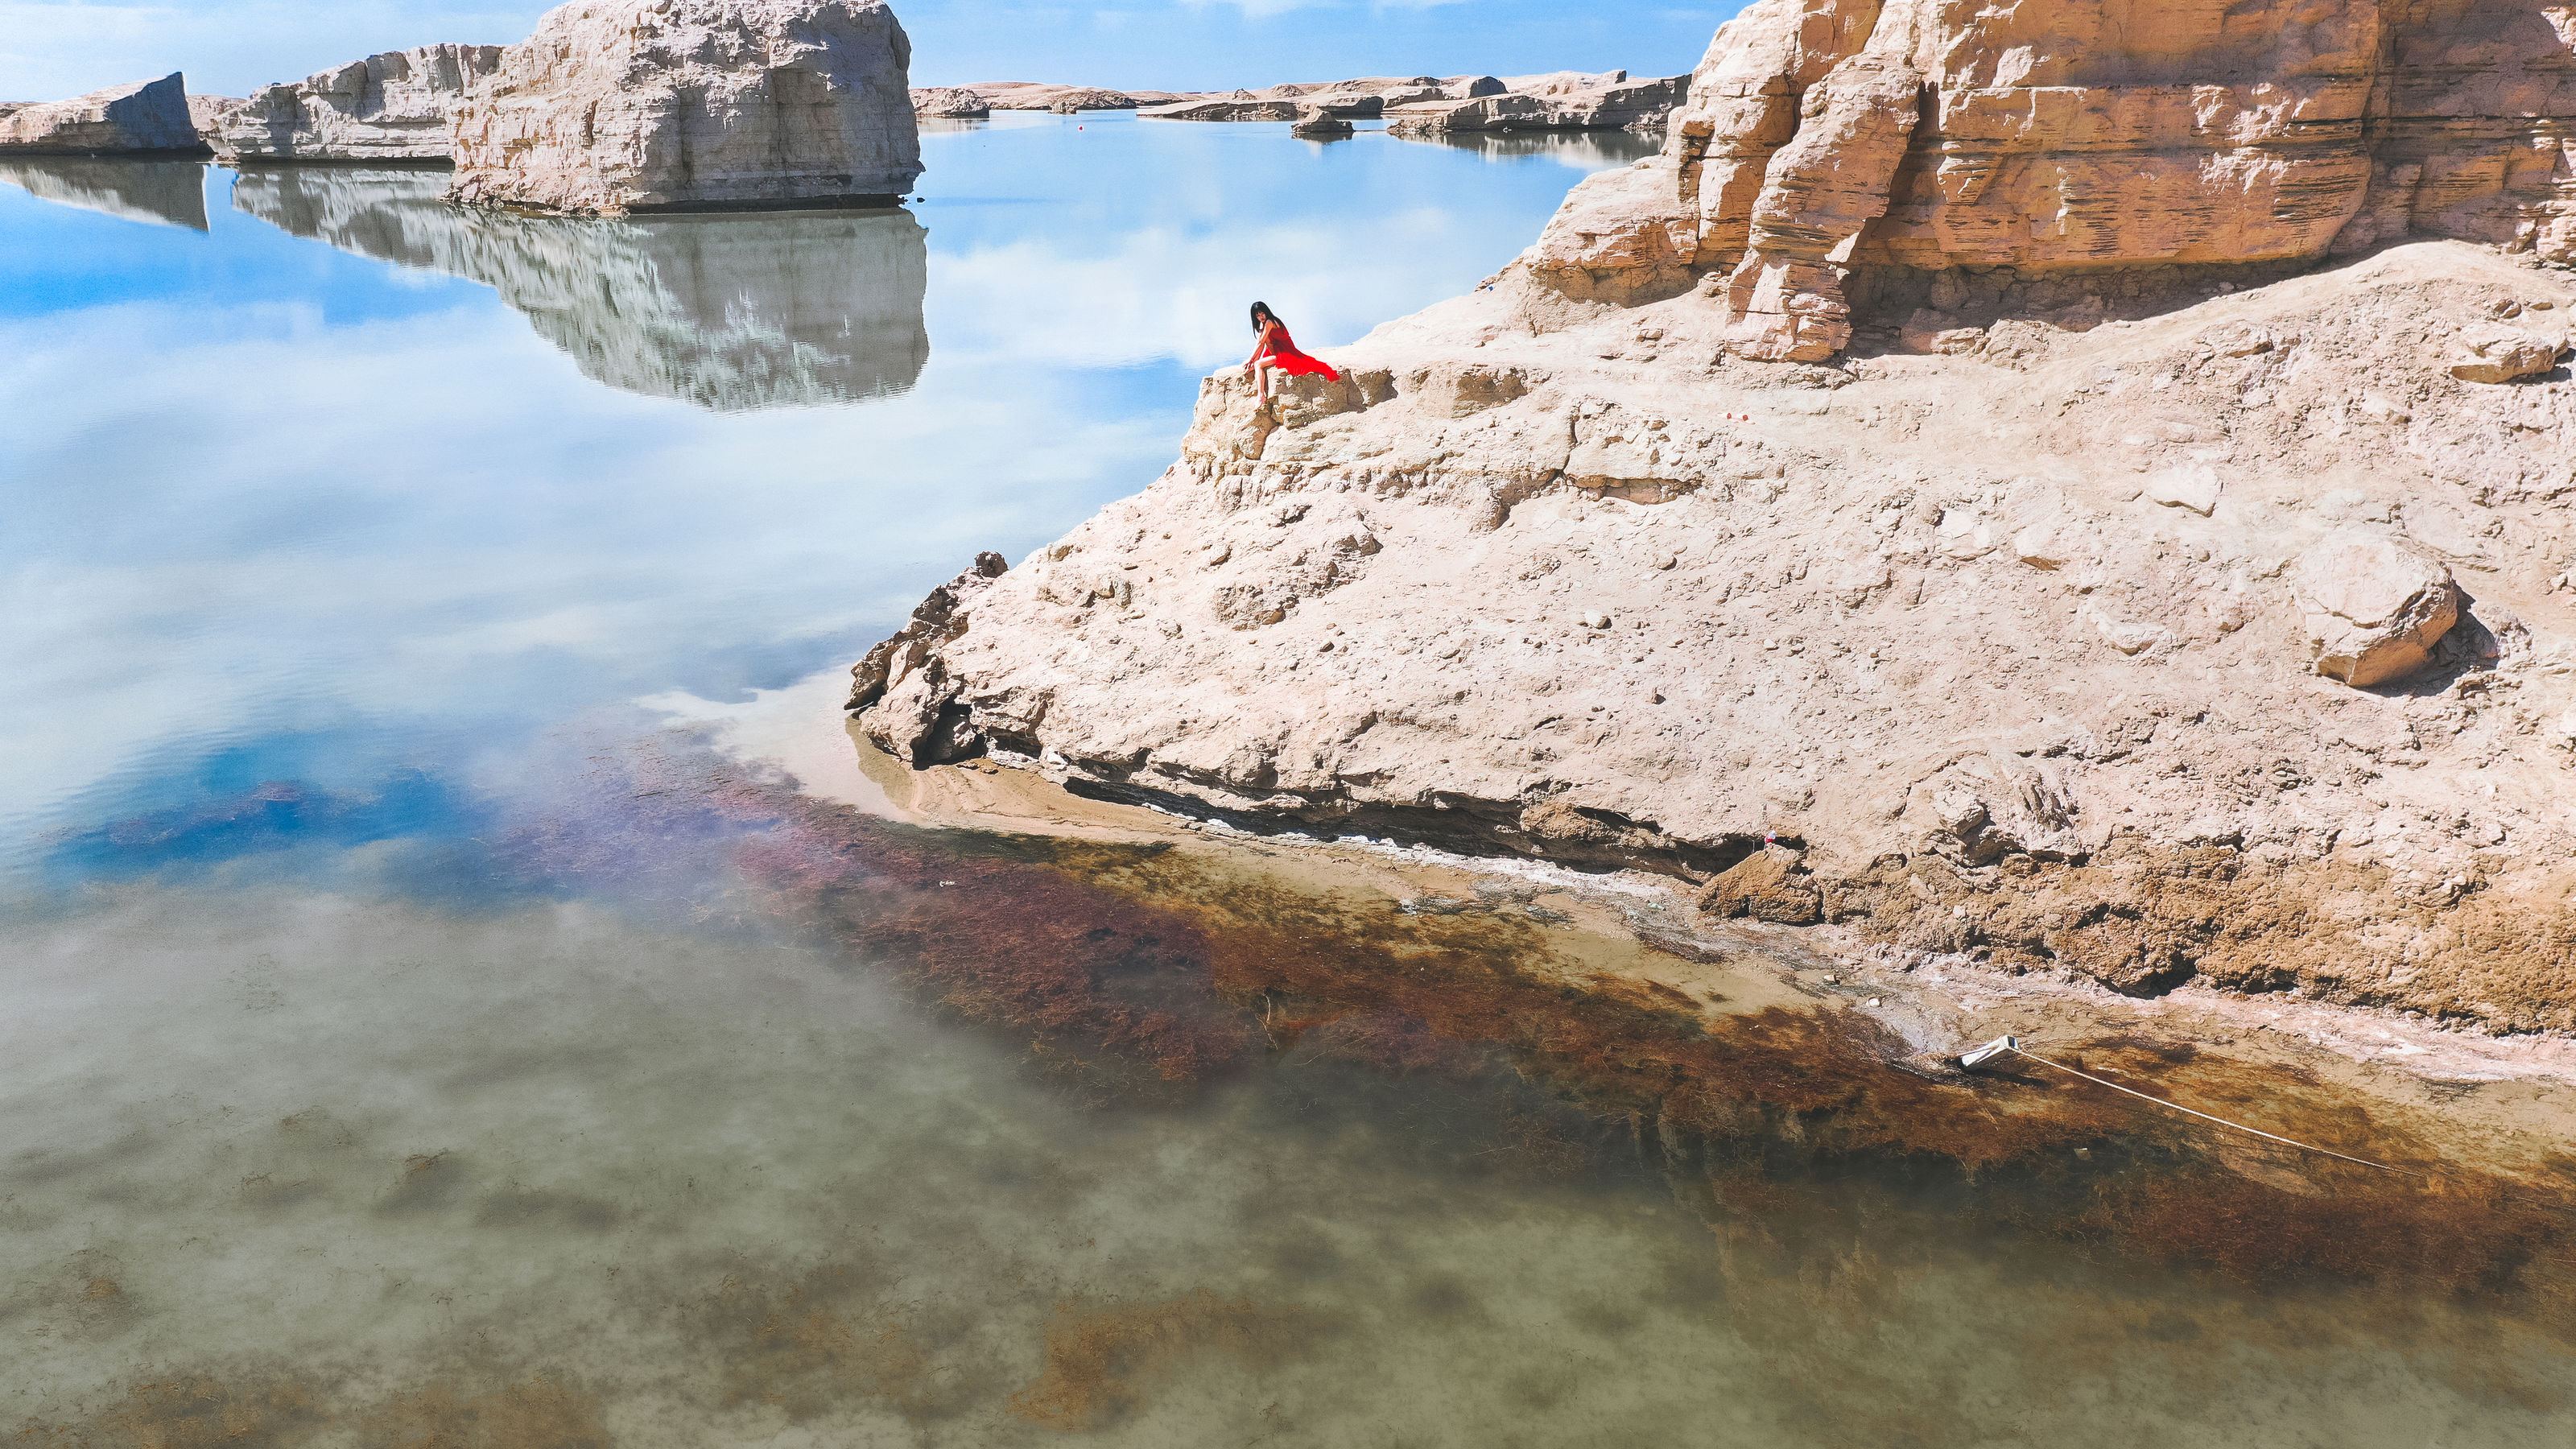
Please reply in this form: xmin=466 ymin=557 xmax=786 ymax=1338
xmin=939 ymin=880 xmax=956 ymax=887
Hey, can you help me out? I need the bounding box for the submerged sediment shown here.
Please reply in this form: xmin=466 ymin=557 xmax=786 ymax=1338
xmin=851 ymin=0 xmax=2576 ymax=1036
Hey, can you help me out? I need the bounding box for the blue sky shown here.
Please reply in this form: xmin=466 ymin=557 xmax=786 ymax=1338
xmin=2 ymin=2 xmax=1732 ymax=101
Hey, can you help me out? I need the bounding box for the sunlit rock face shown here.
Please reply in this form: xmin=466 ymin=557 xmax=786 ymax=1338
xmin=0 ymin=158 xmax=208 ymax=230
xmin=1 ymin=74 xmax=205 ymax=156
xmin=235 ymin=168 xmax=928 ymax=408
xmin=448 ymin=0 xmax=924 ymax=215
xmin=218 ymin=45 xmax=506 ymax=163
xmin=1525 ymin=0 xmax=2576 ymax=361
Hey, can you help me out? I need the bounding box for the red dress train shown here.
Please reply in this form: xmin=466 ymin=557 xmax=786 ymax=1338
xmin=1257 ymin=325 xmax=1340 ymax=382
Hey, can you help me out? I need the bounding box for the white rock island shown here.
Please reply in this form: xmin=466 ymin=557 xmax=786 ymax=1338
xmin=448 ymin=0 xmax=923 ymax=216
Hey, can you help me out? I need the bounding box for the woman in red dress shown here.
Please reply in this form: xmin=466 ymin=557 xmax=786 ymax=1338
xmin=1242 ymin=300 xmax=1340 ymax=401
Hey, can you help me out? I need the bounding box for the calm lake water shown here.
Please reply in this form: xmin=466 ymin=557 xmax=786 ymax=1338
xmin=5 ymin=118 xmax=2571 ymax=1447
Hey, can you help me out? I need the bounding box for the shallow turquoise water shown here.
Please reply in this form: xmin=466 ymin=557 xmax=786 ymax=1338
xmin=3 ymin=119 xmax=2571 ymax=1447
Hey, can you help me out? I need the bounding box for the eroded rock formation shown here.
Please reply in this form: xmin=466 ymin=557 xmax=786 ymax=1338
xmin=846 ymin=2 xmax=2576 ymax=1033
xmin=218 ymin=45 xmax=504 ymax=163
xmin=237 ymin=167 xmax=927 ymax=407
xmin=448 ymin=0 xmax=923 ymax=215
xmin=2 ymin=74 xmax=205 ymax=156
xmin=1527 ymin=0 xmax=2576 ymax=361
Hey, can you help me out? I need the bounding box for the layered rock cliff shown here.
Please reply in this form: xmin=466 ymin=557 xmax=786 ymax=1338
xmin=1529 ymin=0 xmax=2576 ymax=360
xmin=1 ymin=74 xmax=205 ymax=156
xmin=218 ymin=45 xmax=503 ymax=163
xmin=852 ymin=1 xmax=2576 ymax=1034
xmin=448 ymin=0 xmax=923 ymax=214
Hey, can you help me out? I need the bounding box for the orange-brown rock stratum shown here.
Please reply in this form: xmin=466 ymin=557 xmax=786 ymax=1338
xmin=853 ymin=1 xmax=2576 ymax=1033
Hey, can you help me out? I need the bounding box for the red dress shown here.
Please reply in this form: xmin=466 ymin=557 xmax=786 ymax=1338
xmin=1257 ymin=324 xmax=1341 ymax=382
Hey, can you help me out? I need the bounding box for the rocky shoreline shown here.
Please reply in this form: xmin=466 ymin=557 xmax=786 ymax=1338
xmin=852 ymin=0 xmax=2576 ymax=1037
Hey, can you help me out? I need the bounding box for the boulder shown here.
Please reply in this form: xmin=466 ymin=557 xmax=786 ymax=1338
xmin=2294 ymin=533 xmax=2460 ymax=687
xmin=911 ymin=86 xmax=988 ymax=118
xmin=219 ymin=46 xmax=504 ymax=163
xmin=1695 ymin=848 xmax=1823 ymax=925
xmin=1 ymin=74 xmax=205 ymax=155
xmin=1290 ymin=106 xmax=1354 ymax=139
xmin=2449 ymin=324 xmax=2566 ymax=384
xmin=448 ymin=0 xmax=923 ymax=216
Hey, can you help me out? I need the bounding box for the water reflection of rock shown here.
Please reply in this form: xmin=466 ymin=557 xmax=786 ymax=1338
xmin=1391 ymin=129 xmax=1662 ymax=170
xmin=232 ymin=167 xmax=928 ymax=409
xmin=0 ymin=157 xmax=208 ymax=230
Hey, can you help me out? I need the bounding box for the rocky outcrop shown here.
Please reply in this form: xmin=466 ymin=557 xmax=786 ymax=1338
xmin=2295 ymin=534 xmax=2462 ymax=687
xmin=2450 ymin=323 xmax=2569 ymax=383
xmin=0 ymin=157 xmax=208 ymax=229
xmin=236 ymin=167 xmax=927 ymax=407
xmin=2 ymin=74 xmax=206 ymax=156
xmin=218 ymin=46 xmax=502 ymax=163
xmin=1384 ymin=74 xmax=1689 ymax=137
xmin=911 ymin=86 xmax=988 ymax=118
xmin=844 ymin=4 xmax=2576 ymax=1034
xmin=850 ymin=552 xmax=1010 ymax=763
xmin=188 ymin=94 xmax=246 ymax=142
xmin=1527 ymin=0 xmax=2576 ymax=363
xmin=448 ymin=0 xmax=923 ymax=215
xmin=851 ymin=231 xmax=2576 ymax=1032
xmin=1290 ymin=107 xmax=1356 ymax=139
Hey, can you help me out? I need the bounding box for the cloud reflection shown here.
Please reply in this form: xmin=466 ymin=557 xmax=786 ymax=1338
xmin=2 ymin=121 xmax=1645 ymax=871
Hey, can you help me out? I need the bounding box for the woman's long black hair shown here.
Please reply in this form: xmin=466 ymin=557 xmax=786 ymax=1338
xmin=1250 ymin=301 xmax=1281 ymax=332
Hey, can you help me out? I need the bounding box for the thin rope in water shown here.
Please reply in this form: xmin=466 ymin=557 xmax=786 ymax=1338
xmin=2006 ymin=1046 xmax=2430 ymax=1181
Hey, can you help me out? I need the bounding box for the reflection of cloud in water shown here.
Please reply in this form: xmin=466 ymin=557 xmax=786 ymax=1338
xmin=0 ymin=157 xmax=208 ymax=231
xmin=1386 ymin=128 xmax=1665 ymax=171
xmin=231 ymin=167 xmax=930 ymax=411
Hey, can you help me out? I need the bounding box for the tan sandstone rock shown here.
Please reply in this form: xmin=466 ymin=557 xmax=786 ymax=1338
xmin=1538 ymin=0 xmax=2576 ymax=361
xmin=847 ymin=5 xmax=2576 ymax=1034
xmin=2295 ymin=533 xmax=2461 ymax=687
xmin=448 ymin=0 xmax=922 ymax=215
xmin=2449 ymin=323 xmax=2567 ymax=383
xmin=2 ymin=74 xmax=205 ymax=155
xmin=219 ymin=46 xmax=504 ymax=163
xmin=1697 ymin=847 xmax=1824 ymax=923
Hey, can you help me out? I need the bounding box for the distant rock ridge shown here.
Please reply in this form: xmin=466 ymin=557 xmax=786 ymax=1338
xmin=448 ymin=0 xmax=923 ymax=215
xmin=1 ymin=74 xmax=206 ymax=156
xmin=218 ymin=45 xmax=504 ymax=163
xmin=1137 ymin=71 xmax=1684 ymax=133
xmin=850 ymin=2 xmax=2576 ymax=1034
